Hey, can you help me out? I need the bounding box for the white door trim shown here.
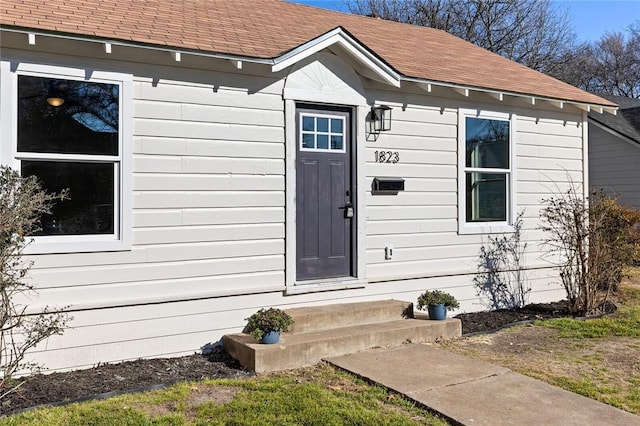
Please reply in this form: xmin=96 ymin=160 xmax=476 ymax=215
xmin=282 ymin=53 xmax=368 ymax=293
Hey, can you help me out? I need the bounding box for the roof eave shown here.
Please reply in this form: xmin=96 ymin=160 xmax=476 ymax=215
xmin=403 ymin=76 xmax=619 ymax=115
xmin=0 ymin=26 xmax=275 ymax=66
xmin=0 ymin=26 xmax=620 ymax=115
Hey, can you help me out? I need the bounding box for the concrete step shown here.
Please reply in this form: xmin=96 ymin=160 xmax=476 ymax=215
xmin=224 ymin=317 xmax=461 ymax=373
xmin=285 ymin=299 xmax=414 ymax=334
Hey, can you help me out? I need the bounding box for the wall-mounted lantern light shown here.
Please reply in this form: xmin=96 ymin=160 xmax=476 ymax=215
xmin=367 ymin=105 xmax=392 ymax=141
xmin=371 ymin=105 xmax=392 ymax=132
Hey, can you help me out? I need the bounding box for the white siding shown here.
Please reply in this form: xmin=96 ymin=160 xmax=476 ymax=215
xmin=2 ymin=44 xmax=582 ymax=372
xmin=25 ymin=65 xmax=287 ymax=312
xmin=363 ymin=90 xmax=585 ymax=281
xmin=589 ymin=124 xmax=640 ymax=209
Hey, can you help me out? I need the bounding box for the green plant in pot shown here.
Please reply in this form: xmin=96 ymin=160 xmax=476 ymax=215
xmin=244 ymin=307 xmax=294 ymax=344
xmin=417 ymin=289 xmax=460 ymax=320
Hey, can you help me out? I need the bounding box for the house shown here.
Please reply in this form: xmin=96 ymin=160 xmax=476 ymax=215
xmin=588 ymin=95 xmax=640 ymax=209
xmin=0 ymin=0 xmax=617 ymax=372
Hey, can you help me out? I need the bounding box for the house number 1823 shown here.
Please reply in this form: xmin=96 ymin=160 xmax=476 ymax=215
xmin=374 ymin=150 xmax=400 ymax=163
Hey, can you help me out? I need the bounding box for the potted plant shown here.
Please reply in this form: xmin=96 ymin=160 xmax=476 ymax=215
xmin=244 ymin=307 xmax=294 ymax=344
xmin=417 ymin=289 xmax=460 ymax=320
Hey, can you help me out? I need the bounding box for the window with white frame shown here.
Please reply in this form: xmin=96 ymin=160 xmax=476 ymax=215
xmin=3 ymin=62 xmax=132 ymax=253
xmin=458 ymin=109 xmax=514 ymax=233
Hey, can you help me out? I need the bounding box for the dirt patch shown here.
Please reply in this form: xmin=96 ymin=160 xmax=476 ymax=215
xmin=269 ymin=363 xmax=363 ymax=391
xmin=134 ymin=384 xmax=243 ymax=420
xmin=186 ymin=384 xmax=242 ymax=408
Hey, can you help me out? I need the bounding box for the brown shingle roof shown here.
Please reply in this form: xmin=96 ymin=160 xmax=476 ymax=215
xmin=0 ymin=0 xmax=615 ymax=107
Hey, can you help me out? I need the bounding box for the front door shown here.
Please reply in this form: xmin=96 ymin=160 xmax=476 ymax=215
xmin=296 ymin=105 xmax=353 ymax=281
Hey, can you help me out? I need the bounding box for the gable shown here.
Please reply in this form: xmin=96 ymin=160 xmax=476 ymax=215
xmin=283 ymin=52 xmax=367 ymax=105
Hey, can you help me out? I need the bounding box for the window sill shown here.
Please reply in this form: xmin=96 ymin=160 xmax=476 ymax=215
xmin=23 ymin=235 xmax=131 ymax=254
xmin=458 ymin=222 xmax=515 ymax=235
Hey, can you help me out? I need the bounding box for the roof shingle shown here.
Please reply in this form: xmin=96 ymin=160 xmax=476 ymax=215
xmin=590 ymin=95 xmax=640 ymax=143
xmin=0 ymin=0 xmax=616 ymax=107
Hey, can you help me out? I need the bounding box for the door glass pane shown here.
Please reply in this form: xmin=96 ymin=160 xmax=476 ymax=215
xmin=465 ymin=117 xmax=509 ymax=169
xmin=331 ymin=118 xmax=343 ymax=133
xmin=21 ymin=161 xmax=115 ymax=235
xmin=17 ymin=75 xmax=119 ymax=156
xmin=302 ymin=116 xmax=315 ymax=131
xmin=317 ymin=117 xmax=329 ymax=132
xmin=466 ymin=172 xmax=506 ymax=222
xmin=302 ymin=133 xmax=315 ymax=149
xmin=317 ymin=134 xmax=329 ymax=150
xmin=331 ymin=135 xmax=343 ymax=150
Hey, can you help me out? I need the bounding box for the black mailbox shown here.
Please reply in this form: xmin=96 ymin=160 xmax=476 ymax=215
xmin=373 ymin=177 xmax=405 ymax=193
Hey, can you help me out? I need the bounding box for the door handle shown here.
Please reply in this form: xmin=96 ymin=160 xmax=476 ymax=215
xmin=340 ymin=202 xmax=354 ymax=218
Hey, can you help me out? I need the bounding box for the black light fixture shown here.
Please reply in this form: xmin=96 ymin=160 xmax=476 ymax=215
xmin=371 ymin=105 xmax=392 ymax=132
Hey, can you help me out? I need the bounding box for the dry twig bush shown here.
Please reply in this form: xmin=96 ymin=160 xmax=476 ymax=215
xmin=540 ymin=184 xmax=640 ymax=315
xmin=0 ymin=166 xmax=69 ymax=401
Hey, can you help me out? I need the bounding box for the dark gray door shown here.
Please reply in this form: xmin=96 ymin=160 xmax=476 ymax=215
xmin=296 ymin=105 xmax=353 ymax=281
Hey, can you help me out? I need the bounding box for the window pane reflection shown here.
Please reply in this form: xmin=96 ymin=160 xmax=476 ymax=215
xmin=22 ymin=161 xmax=115 ymax=235
xmin=18 ymin=75 xmax=119 ymax=156
xmin=466 ymin=172 xmax=506 ymax=222
xmin=466 ymin=117 xmax=509 ymax=169
xmin=317 ymin=117 xmax=329 ymax=132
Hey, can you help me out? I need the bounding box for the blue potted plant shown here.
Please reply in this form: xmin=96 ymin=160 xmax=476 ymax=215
xmin=417 ymin=289 xmax=460 ymax=320
xmin=244 ymin=307 xmax=294 ymax=344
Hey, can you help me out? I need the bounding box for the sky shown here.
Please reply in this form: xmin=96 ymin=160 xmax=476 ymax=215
xmin=289 ymin=0 xmax=640 ymax=43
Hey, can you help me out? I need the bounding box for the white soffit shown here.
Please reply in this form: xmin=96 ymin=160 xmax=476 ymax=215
xmin=410 ymin=76 xmax=618 ymax=115
xmin=272 ymin=27 xmax=401 ymax=88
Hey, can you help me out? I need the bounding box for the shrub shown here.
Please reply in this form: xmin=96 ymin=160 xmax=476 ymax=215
xmin=416 ymin=290 xmax=460 ymax=311
xmin=0 ymin=166 xmax=70 ymax=398
xmin=540 ymin=184 xmax=638 ymax=315
xmin=244 ymin=308 xmax=294 ymax=340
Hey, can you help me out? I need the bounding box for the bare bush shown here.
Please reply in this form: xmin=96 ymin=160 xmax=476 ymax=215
xmin=0 ymin=166 xmax=69 ymax=400
xmin=540 ymin=184 xmax=638 ymax=315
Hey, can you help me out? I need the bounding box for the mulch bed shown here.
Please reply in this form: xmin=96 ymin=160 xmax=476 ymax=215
xmin=455 ymin=300 xmax=617 ymax=334
xmin=0 ymin=300 xmax=615 ymax=416
xmin=1 ymin=346 xmax=252 ymax=416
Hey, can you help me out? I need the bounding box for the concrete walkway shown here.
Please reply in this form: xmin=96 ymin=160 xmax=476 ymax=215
xmin=326 ymin=344 xmax=639 ymax=425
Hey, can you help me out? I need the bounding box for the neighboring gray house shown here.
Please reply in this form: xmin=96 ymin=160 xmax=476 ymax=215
xmin=589 ymin=95 xmax=640 ymax=209
xmin=0 ymin=0 xmax=617 ymax=372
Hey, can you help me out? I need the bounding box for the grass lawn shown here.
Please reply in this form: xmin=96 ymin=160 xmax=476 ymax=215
xmin=1 ymin=364 xmax=449 ymax=425
xmin=442 ymin=271 xmax=640 ymax=415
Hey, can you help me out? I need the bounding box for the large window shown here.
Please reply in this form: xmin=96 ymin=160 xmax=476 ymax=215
xmin=2 ymin=62 xmax=132 ymax=253
xmin=458 ymin=110 xmax=514 ymax=233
